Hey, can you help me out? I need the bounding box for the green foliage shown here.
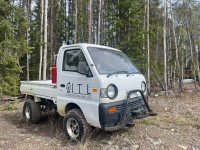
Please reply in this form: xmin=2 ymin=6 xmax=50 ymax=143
xmin=0 ymin=0 xmax=28 ymax=96
xmin=103 ymin=0 xmax=164 ymax=78
xmin=104 ymin=0 xmax=146 ymax=70
xmin=1 ymin=0 xmax=200 ymax=96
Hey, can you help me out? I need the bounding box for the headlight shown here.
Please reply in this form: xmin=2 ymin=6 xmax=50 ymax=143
xmin=100 ymin=84 xmax=118 ymax=100
xmin=141 ymin=81 xmax=146 ymax=93
xmin=107 ymin=84 xmax=118 ymax=99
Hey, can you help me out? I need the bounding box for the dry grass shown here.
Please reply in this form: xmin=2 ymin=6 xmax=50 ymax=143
xmin=1 ymin=83 xmax=200 ymax=149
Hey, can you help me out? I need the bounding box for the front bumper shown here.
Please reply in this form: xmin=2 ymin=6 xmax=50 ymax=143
xmin=99 ymin=90 xmax=155 ymax=131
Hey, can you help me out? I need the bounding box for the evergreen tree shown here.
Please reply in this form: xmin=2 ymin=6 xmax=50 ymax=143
xmin=0 ymin=0 xmax=28 ymax=96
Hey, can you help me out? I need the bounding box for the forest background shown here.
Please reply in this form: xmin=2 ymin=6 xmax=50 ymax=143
xmin=0 ymin=0 xmax=200 ymax=96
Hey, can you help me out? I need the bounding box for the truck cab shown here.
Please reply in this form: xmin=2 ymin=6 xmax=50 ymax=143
xmin=21 ymin=43 xmax=155 ymax=141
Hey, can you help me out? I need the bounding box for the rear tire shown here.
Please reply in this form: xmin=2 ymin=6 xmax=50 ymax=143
xmin=63 ymin=109 xmax=92 ymax=141
xmin=23 ymin=99 xmax=41 ymax=124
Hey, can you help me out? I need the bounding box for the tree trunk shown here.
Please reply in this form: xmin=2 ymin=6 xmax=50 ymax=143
xmin=156 ymin=22 xmax=159 ymax=65
xmin=142 ymin=0 xmax=146 ymax=72
xmin=43 ymin=0 xmax=48 ymax=80
xmin=26 ymin=41 xmax=29 ymax=81
xmin=26 ymin=0 xmax=31 ymax=81
xmin=198 ymin=44 xmax=200 ymax=84
xmin=187 ymin=23 xmax=197 ymax=89
xmin=50 ymin=0 xmax=54 ymax=67
xmin=192 ymin=31 xmax=200 ymax=86
xmin=97 ymin=0 xmax=102 ymax=45
xmin=170 ymin=0 xmax=182 ymax=92
xmin=168 ymin=17 xmax=174 ymax=89
xmin=164 ymin=0 xmax=167 ymax=95
xmin=147 ymin=0 xmax=150 ymax=94
xmin=39 ymin=0 xmax=44 ymax=80
xmin=88 ymin=0 xmax=92 ymax=43
xmin=64 ymin=0 xmax=67 ymax=42
xmin=74 ymin=0 xmax=77 ymax=43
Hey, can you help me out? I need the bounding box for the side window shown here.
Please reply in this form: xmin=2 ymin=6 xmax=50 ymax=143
xmin=62 ymin=49 xmax=88 ymax=72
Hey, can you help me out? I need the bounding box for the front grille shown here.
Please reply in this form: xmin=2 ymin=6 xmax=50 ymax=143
xmin=117 ymin=97 xmax=145 ymax=111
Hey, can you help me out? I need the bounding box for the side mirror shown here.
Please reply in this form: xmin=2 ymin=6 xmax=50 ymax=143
xmin=77 ymin=62 xmax=89 ymax=75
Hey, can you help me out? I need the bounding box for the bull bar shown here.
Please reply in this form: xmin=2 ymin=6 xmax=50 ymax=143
xmin=104 ymin=89 xmax=157 ymax=131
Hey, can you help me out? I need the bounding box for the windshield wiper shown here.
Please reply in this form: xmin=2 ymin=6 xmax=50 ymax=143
xmin=126 ymin=71 xmax=141 ymax=76
xmin=107 ymin=71 xmax=129 ymax=78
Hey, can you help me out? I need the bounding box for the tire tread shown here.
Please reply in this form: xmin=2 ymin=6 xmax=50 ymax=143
xmin=64 ymin=109 xmax=92 ymax=141
xmin=23 ymin=99 xmax=41 ymax=124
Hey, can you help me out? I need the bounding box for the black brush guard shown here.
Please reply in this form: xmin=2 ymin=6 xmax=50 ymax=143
xmin=104 ymin=90 xmax=157 ymax=131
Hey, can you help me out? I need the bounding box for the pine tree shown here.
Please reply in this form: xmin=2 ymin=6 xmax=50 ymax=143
xmin=0 ymin=0 xmax=28 ymax=96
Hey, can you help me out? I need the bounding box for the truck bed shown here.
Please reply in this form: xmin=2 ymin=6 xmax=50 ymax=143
xmin=20 ymin=80 xmax=57 ymax=101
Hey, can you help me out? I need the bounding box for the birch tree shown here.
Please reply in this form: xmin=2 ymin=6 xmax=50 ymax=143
xmin=170 ymin=0 xmax=182 ymax=92
xmin=88 ymin=0 xmax=92 ymax=43
xmin=186 ymin=21 xmax=197 ymax=89
xmin=39 ymin=0 xmax=44 ymax=80
xmin=75 ymin=0 xmax=77 ymax=43
xmin=26 ymin=0 xmax=30 ymax=81
xmin=164 ymin=0 xmax=167 ymax=95
xmin=97 ymin=0 xmax=102 ymax=45
xmin=43 ymin=0 xmax=48 ymax=80
xmin=147 ymin=0 xmax=150 ymax=94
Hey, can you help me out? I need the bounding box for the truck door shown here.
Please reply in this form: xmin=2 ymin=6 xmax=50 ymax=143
xmin=57 ymin=47 xmax=100 ymax=127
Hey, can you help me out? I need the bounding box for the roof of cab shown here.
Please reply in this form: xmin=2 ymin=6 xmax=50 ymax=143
xmin=58 ymin=43 xmax=121 ymax=53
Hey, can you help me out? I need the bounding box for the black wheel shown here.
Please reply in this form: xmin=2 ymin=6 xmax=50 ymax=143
xmin=23 ymin=99 xmax=41 ymax=124
xmin=63 ymin=109 xmax=92 ymax=141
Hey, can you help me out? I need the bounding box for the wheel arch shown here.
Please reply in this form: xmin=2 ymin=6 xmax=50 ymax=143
xmin=26 ymin=95 xmax=34 ymax=100
xmin=57 ymin=101 xmax=86 ymax=119
xmin=65 ymin=103 xmax=82 ymax=114
xmin=57 ymin=101 xmax=100 ymax=127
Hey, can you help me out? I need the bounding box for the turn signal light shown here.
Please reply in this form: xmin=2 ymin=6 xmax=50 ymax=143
xmin=146 ymin=97 xmax=148 ymax=101
xmin=108 ymin=106 xmax=117 ymax=113
xmin=93 ymin=89 xmax=97 ymax=92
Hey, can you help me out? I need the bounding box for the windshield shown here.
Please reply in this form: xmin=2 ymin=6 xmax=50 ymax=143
xmin=87 ymin=47 xmax=140 ymax=75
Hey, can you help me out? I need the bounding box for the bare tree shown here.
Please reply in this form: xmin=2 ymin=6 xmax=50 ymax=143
xmin=142 ymin=0 xmax=146 ymax=72
xmin=39 ymin=0 xmax=44 ymax=80
xmin=26 ymin=0 xmax=32 ymax=81
xmin=50 ymin=0 xmax=54 ymax=65
xmin=170 ymin=0 xmax=182 ymax=92
xmin=164 ymin=0 xmax=167 ymax=95
xmin=147 ymin=0 xmax=150 ymax=94
xmin=187 ymin=22 xmax=197 ymax=89
xmin=43 ymin=0 xmax=48 ymax=80
xmin=196 ymin=44 xmax=200 ymax=85
xmin=97 ymin=0 xmax=102 ymax=45
xmin=88 ymin=0 xmax=92 ymax=43
xmin=26 ymin=0 xmax=30 ymax=81
xmin=75 ymin=0 xmax=77 ymax=43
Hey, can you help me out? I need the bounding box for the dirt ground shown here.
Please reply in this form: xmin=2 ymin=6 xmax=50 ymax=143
xmin=0 ymin=83 xmax=200 ymax=150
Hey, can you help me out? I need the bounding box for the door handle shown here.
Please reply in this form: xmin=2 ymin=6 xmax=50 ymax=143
xmin=60 ymin=84 xmax=65 ymax=88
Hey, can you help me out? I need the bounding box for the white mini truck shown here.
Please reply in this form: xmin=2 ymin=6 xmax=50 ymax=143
xmin=20 ymin=43 xmax=155 ymax=141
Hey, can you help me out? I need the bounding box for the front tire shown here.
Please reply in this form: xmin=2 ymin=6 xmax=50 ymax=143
xmin=23 ymin=99 xmax=41 ymax=124
xmin=63 ymin=109 xmax=92 ymax=141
